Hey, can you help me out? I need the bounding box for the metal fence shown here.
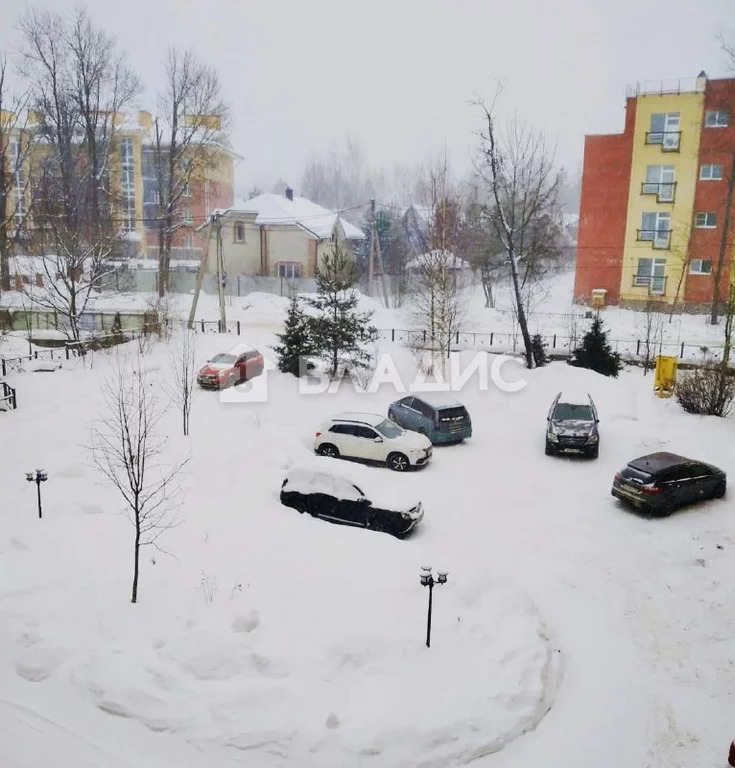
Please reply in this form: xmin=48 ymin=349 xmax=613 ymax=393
xmin=374 ymin=328 xmax=727 ymax=363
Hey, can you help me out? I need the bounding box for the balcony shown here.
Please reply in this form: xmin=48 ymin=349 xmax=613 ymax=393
xmin=632 ymin=274 xmax=667 ymax=296
xmin=644 ymin=131 xmax=681 ymax=152
xmin=640 ymin=181 xmax=676 ymax=203
xmin=636 ymin=229 xmax=672 ymax=249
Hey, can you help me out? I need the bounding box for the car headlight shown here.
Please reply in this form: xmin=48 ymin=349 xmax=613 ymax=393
xmin=587 ymin=434 xmax=599 ymax=443
xmin=547 ymin=430 xmax=559 ymax=442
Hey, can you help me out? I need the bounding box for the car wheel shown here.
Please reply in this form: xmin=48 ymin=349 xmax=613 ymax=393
xmin=387 ymin=453 xmax=409 ymax=472
xmin=657 ymin=503 xmax=674 ymax=518
xmin=545 ymin=441 xmax=555 ymax=456
xmin=713 ymin=480 xmax=726 ymax=499
xmin=317 ymin=444 xmax=339 ymax=459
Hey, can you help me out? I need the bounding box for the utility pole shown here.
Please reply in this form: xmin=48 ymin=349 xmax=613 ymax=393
xmin=367 ymin=198 xmax=375 ymax=297
xmin=374 ymin=210 xmax=391 ymax=308
xmin=215 ymin=213 xmax=227 ymax=332
xmin=187 ymin=216 xmax=214 ymax=329
xmin=368 ymin=198 xmax=390 ymax=307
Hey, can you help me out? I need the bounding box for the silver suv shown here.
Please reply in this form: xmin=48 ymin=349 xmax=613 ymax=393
xmin=545 ymin=392 xmax=600 ymax=458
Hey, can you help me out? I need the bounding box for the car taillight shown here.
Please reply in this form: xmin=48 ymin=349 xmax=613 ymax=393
xmin=641 ymin=484 xmax=661 ymax=495
xmin=315 ymin=431 xmax=322 ymax=438
xmin=614 ymin=473 xmax=622 ymax=483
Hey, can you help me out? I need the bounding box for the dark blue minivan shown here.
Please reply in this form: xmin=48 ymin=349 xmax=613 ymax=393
xmin=388 ymin=395 xmax=472 ymax=444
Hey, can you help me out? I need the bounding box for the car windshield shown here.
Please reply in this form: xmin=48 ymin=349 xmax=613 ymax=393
xmin=376 ymin=419 xmax=405 ymax=438
xmin=210 ymin=354 xmax=236 ymax=365
xmin=553 ymin=403 xmax=593 ymax=421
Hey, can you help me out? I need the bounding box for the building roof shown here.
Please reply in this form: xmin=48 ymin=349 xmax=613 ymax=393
xmin=214 ymin=193 xmax=365 ymax=240
xmin=405 ymin=250 xmax=471 ymax=272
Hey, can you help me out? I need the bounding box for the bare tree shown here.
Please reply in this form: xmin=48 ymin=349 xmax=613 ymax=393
xmin=19 ymin=7 xmax=139 ymax=341
xmin=153 ymin=48 xmax=228 ymax=296
xmin=168 ymin=330 xmax=196 ymax=436
xmin=635 ymin=299 xmax=664 ymax=375
xmin=301 ymin=136 xmax=376 ymax=210
xmin=90 ymin=355 xmax=189 ymax=603
xmin=0 ymin=55 xmax=33 ymax=294
xmin=475 ymin=96 xmax=563 ymax=368
xmin=409 ymin=250 xmax=466 ymax=377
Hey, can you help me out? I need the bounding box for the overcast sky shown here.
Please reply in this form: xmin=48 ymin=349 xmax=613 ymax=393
xmin=1 ymin=0 xmax=733 ymax=202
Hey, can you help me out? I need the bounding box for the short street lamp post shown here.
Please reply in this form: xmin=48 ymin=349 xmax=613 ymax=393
xmin=26 ymin=469 xmax=48 ymax=519
xmin=420 ymin=566 xmax=448 ymax=648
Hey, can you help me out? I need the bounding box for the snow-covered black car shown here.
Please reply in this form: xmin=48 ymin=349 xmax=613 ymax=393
xmin=612 ymin=452 xmax=726 ymax=517
xmin=545 ymin=392 xmax=600 ymax=458
xmin=280 ymin=459 xmax=424 ymax=537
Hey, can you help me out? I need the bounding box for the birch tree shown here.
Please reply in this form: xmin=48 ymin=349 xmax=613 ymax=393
xmin=0 ymin=55 xmax=33 ymax=294
xmin=152 ymin=48 xmax=228 ymax=296
xmin=90 ymin=356 xmax=189 ymax=603
xmin=168 ymin=330 xmax=196 ymax=436
xmin=19 ymin=8 xmax=139 ymax=341
xmin=475 ymin=97 xmax=562 ymax=368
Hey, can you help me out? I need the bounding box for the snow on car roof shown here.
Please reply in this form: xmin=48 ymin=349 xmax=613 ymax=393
xmin=629 ymin=452 xmax=690 ymax=473
xmin=410 ymin=393 xmax=464 ymax=409
xmin=227 ymin=343 xmax=258 ymax=356
xmin=284 ymin=458 xmax=420 ymax=510
xmin=331 ymin=412 xmax=386 ymax=427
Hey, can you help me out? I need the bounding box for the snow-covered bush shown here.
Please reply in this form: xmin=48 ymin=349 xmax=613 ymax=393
xmin=675 ymin=365 xmax=735 ymax=417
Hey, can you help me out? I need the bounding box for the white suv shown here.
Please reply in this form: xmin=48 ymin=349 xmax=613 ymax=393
xmin=314 ymin=413 xmax=433 ymax=471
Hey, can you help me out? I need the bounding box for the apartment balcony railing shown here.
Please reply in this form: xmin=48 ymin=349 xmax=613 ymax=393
xmin=644 ymin=131 xmax=681 ymax=152
xmin=632 ymin=274 xmax=668 ymax=296
xmin=640 ymin=181 xmax=677 ymax=203
xmin=636 ymin=229 xmax=672 ymax=249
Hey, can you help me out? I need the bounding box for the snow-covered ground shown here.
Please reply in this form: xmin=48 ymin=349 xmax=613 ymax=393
xmin=1 ymin=320 xmax=733 ymax=766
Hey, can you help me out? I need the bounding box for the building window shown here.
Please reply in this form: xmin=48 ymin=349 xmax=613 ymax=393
xmin=638 ymin=212 xmax=671 ymax=248
xmin=183 ymin=184 xmax=193 ymax=197
xmin=634 ymin=257 xmax=667 ymax=294
xmin=642 ymin=165 xmax=675 ymax=202
xmin=277 ymin=263 xmax=302 ymax=279
xmin=183 ymin=235 xmax=194 ymax=249
xmin=119 ymin=137 xmax=135 ymax=232
xmin=700 ymin=163 xmax=724 ymax=181
xmin=646 ymin=113 xmax=680 ymax=150
xmin=183 ymin=208 xmax=193 ymax=224
xmin=689 ymin=259 xmax=712 ymax=275
xmin=234 ymin=221 xmax=245 ymax=242
xmin=705 ymin=110 xmax=729 ymax=128
xmin=694 ymin=212 xmax=717 ymax=228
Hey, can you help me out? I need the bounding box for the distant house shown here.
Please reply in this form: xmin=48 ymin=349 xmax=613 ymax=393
xmin=197 ymin=189 xmax=366 ymax=280
xmin=402 ymin=204 xmax=433 ymax=255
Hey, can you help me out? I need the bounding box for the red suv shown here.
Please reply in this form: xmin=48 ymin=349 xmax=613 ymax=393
xmin=197 ymin=344 xmax=265 ymax=389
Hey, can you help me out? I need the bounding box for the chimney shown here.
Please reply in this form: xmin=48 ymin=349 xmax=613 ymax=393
xmin=696 ymin=70 xmax=707 ymax=92
xmin=285 ymin=187 xmax=294 ymax=201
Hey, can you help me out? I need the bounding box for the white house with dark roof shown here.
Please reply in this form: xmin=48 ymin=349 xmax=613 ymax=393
xmin=197 ymin=189 xmax=365 ymax=280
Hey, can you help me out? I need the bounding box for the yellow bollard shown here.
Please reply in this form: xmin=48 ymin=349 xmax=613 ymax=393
xmin=654 ymin=355 xmax=678 ymax=398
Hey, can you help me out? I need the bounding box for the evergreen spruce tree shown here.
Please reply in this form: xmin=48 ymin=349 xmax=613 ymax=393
xmin=531 ymin=334 xmax=548 ymax=367
xmin=569 ymin=315 xmax=622 ymax=377
xmin=305 ymin=241 xmax=378 ymax=378
xmin=272 ymin=295 xmax=313 ymax=377
xmin=111 ymin=312 xmax=124 ymax=346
